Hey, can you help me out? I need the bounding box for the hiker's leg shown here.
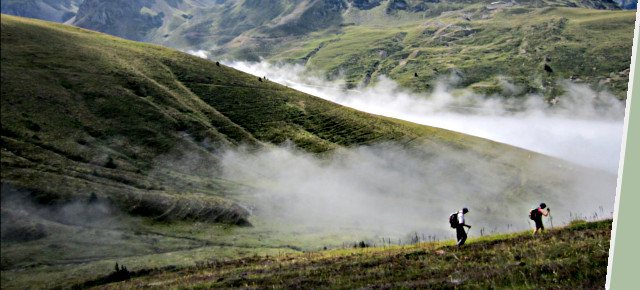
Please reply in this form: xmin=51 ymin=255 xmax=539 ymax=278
xmin=456 ymin=227 xmax=466 ymax=246
xmin=534 ymin=219 xmax=543 ymax=235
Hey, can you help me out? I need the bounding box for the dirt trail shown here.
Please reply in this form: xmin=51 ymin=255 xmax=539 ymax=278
xmin=398 ymin=49 xmax=420 ymax=67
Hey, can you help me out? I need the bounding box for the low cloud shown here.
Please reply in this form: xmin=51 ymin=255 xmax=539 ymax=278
xmin=213 ymin=61 xmax=622 ymax=241
xmin=0 ymin=184 xmax=123 ymax=242
xmin=186 ymin=49 xmax=211 ymax=59
xmin=228 ymin=61 xmax=625 ymax=175
xmin=219 ymin=142 xmax=616 ymax=240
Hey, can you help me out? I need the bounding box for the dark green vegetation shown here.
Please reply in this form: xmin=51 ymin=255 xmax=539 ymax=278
xmin=92 ymin=219 xmax=613 ymax=289
xmin=0 ymin=14 xmax=616 ymax=289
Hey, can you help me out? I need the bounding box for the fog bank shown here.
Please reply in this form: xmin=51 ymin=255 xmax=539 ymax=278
xmin=219 ymin=142 xmax=615 ymax=240
xmin=228 ymin=61 xmax=625 ymax=175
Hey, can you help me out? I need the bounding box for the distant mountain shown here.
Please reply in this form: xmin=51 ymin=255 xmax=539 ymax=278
xmin=73 ymin=0 xmax=164 ymax=41
xmin=1 ymin=0 xmax=81 ymax=23
xmin=1 ymin=0 xmax=633 ymax=99
xmin=614 ymin=0 xmax=637 ymax=8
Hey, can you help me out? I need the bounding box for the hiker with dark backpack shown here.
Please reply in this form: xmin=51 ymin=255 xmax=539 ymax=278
xmin=449 ymin=208 xmax=471 ymax=246
xmin=529 ymin=203 xmax=550 ymax=235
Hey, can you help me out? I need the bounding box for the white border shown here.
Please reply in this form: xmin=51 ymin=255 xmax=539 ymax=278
xmin=606 ymin=8 xmax=640 ymax=290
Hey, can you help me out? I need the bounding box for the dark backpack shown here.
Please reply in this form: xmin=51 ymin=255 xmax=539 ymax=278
xmin=449 ymin=212 xmax=459 ymax=228
xmin=529 ymin=207 xmax=541 ymax=220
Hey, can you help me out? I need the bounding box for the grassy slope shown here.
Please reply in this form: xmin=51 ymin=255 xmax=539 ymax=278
xmin=132 ymin=1 xmax=634 ymax=99
xmin=93 ymin=219 xmax=612 ymax=289
xmin=3 ymin=1 xmax=632 ymax=98
xmin=0 ymin=12 xmax=423 ymax=223
xmin=269 ymin=5 xmax=634 ymax=99
xmin=0 ymin=14 xmax=615 ymax=289
xmin=1 ymin=13 xmax=254 ymax=226
xmin=1 ymin=13 xmax=576 ymax=225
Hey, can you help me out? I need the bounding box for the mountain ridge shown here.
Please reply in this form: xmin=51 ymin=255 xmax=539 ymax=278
xmin=1 ymin=0 xmax=634 ymax=100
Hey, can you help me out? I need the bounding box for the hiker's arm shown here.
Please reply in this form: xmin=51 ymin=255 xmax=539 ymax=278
xmin=542 ymin=209 xmax=550 ymax=216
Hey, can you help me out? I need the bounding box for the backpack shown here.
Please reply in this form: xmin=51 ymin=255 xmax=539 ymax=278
xmin=449 ymin=212 xmax=459 ymax=228
xmin=529 ymin=207 xmax=541 ymax=220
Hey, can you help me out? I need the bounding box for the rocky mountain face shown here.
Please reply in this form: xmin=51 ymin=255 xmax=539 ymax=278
xmin=615 ymin=0 xmax=637 ymax=8
xmin=2 ymin=0 xmax=628 ymax=42
xmin=73 ymin=0 xmax=163 ymax=41
xmin=1 ymin=0 xmax=81 ymax=23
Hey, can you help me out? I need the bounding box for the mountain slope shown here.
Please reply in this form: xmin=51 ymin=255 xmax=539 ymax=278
xmin=1 ymin=0 xmax=633 ymax=99
xmin=0 ymin=14 xmax=617 ymax=289
xmin=86 ymin=219 xmax=613 ymax=289
xmin=266 ymin=5 xmax=635 ymax=100
xmin=1 ymin=13 xmax=615 ymax=223
xmin=93 ymin=0 xmax=636 ymax=99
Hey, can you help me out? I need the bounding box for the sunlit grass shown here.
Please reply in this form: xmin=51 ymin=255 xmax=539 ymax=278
xmin=268 ymin=5 xmax=633 ymax=98
xmin=93 ymin=219 xmax=612 ymax=289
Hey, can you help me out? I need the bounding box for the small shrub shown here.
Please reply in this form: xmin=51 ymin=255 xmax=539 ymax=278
xmin=354 ymin=241 xmax=369 ymax=248
xmin=105 ymin=157 xmax=117 ymax=169
xmin=568 ymin=219 xmax=587 ymax=226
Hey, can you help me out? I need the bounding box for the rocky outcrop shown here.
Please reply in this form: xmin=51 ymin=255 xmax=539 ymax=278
xmin=1 ymin=0 xmax=81 ymax=22
xmin=73 ymin=0 xmax=163 ymax=41
xmin=347 ymin=0 xmax=383 ymax=10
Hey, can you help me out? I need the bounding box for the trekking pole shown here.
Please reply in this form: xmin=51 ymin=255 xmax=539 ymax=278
xmin=548 ymin=208 xmax=553 ymax=228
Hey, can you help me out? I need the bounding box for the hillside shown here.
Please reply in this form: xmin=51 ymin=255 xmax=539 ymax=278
xmin=85 ymin=219 xmax=613 ymax=289
xmin=1 ymin=13 xmax=427 ymax=226
xmin=1 ymin=0 xmax=634 ymax=100
xmin=0 ymin=14 xmax=617 ymax=289
xmin=85 ymin=0 xmax=637 ymax=100
xmin=271 ymin=5 xmax=635 ymax=100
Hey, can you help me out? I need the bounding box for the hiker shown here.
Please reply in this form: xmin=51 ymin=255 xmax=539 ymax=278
xmin=450 ymin=207 xmax=471 ymax=246
xmin=530 ymin=203 xmax=550 ymax=235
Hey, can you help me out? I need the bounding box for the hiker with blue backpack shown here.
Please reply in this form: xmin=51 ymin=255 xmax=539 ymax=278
xmin=530 ymin=203 xmax=550 ymax=235
xmin=449 ymin=207 xmax=472 ymax=246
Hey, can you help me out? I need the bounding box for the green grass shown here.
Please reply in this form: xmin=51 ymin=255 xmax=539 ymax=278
xmin=86 ymin=219 xmax=612 ymax=289
xmin=0 ymin=13 xmax=425 ymax=223
xmin=260 ymin=5 xmax=634 ymax=99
